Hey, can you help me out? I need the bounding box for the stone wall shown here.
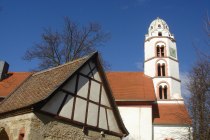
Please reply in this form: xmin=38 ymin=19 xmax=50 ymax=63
xmin=0 ymin=113 xmax=33 ymax=140
xmin=0 ymin=112 xmax=121 ymax=140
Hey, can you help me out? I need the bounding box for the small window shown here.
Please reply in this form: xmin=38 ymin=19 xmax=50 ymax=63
xmin=158 ymin=64 xmax=161 ymax=76
xmin=157 ymin=63 xmax=166 ymax=77
xmin=19 ymin=133 xmax=24 ymax=140
xmin=158 ymin=24 xmax=161 ymax=27
xmin=156 ymin=45 xmax=165 ymax=57
xmin=159 ymin=86 xmax=162 ymax=99
xmin=162 ymin=64 xmax=165 ymax=76
xmin=158 ymin=85 xmax=168 ymax=99
xmin=164 ymin=86 xmax=167 ymax=99
xmin=157 ymin=46 xmax=160 ymax=56
xmin=158 ymin=32 xmax=162 ymax=36
xmin=161 ymin=47 xmax=164 ymax=56
xmin=151 ymin=26 xmax=153 ymax=29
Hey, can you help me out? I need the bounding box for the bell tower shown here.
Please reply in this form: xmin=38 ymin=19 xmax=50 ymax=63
xmin=144 ymin=17 xmax=183 ymax=100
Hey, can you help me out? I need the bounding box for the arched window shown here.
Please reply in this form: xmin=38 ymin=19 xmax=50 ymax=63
xmin=158 ymin=85 xmax=168 ymax=99
xmin=158 ymin=32 xmax=162 ymax=36
xmin=164 ymin=86 xmax=167 ymax=99
xmin=157 ymin=63 xmax=166 ymax=76
xmin=157 ymin=46 xmax=160 ymax=56
xmin=162 ymin=64 xmax=165 ymax=76
xmin=156 ymin=45 xmax=165 ymax=57
xmin=161 ymin=47 xmax=164 ymax=56
xmin=158 ymin=63 xmax=161 ymax=76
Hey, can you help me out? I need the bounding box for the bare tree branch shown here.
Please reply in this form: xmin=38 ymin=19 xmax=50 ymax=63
xmin=23 ymin=17 xmax=110 ymax=71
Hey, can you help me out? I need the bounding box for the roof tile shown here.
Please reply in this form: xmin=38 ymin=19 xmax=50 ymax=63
xmin=0 ymin=55 xmax=91 ymax=114
xmin=0 ymin=72 xmax=32 ymax=97
xmin=106 ymin=72 xmax=156 ymax=101
xmin=153 ymin=103 xmax=192 ymax=125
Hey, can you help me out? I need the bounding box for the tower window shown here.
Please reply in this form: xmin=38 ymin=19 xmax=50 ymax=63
xmin=157 ymin=63 xmax=166 ymax=77
xmin=157 ymin=46 xmax=160 ymax=56
xmin=164 ymin=85 xmax=167 ymax=99
xmin=159 ymin=86 xmax=162 ymax=99
xmin=156 ymin=45 xmax=165 ymax=57
xmin=162 ymin=64 xmax=165 ymax=76
xmin=161 ymin=47 xmax=164 ymax=56
xmin=158 ymin=63 xmax=161 ymax=76
xmin=158 ymin=24 xmax=161 ymax=27
xmin=158 ymin=32 xmax=162 ymax=36
xmin=158 ymin=85 xmax=168 ymax=99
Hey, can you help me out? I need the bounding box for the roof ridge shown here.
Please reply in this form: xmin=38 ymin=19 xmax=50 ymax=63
xmin=33 ymin=53 xmax=94 ymax=76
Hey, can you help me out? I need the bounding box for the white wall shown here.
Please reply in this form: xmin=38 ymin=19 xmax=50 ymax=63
xmin=119 ymin=106 xmax=152 ymax=140
xmin=153 ymin=125 xmax=191 ymax=140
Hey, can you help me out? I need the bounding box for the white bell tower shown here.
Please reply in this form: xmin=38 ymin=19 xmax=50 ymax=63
xmin=144 ymin=17 xmax=183 ymax=100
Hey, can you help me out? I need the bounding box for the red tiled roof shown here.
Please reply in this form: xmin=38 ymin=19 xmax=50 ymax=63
xmin=0 ymin=72 xmax=32 ymax=97
xmin=0 ymin=55 xmax=92 ymax=114
xmin=153 ymin=103 xmax=192 ymax=125
xmin=106 ymin=72 xmax=156 ymax=101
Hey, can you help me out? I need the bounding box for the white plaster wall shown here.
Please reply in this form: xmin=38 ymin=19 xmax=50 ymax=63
xmin=144 ymin=59 xmax=156 ymax=77
xmin=153 ymin=125 xmax=191 ymax=140
xmin=171 ymin=79 xmax=182 ymax=99
xmin=41 ymin=91 xmax=66 ymax=114
xmin=119 ymin=106 xmax=152 ymax=140
xmin=107 ymin=109 xmax=122 ymax=134
xmin=144 ymin=41 xmax=155 ymax=60
xmin=168 ymin=59 xmax=180 ymax=79
xmin=59 ymin=95 xmax=74 ymax=119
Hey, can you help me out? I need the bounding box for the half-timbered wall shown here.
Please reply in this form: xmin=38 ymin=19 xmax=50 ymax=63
xmin=41 ymin=60 xmax=122 ymax=135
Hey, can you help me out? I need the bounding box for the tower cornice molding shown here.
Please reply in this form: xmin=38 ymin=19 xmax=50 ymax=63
xmin=152 ymin=76 xmax=181 ymax=82
xmin=144 ymin=56 xmax=178 ymax=63
xmin=145 ymin=36 xmax=176 ymax=42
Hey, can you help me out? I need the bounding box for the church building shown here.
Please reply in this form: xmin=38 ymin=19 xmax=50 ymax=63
xmin=107 ymin=18 xmax=191 ymax=140
xmin=0 ymin=18 xmax=191 ymax=140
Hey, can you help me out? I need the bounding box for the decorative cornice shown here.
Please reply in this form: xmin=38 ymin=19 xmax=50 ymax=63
xmin=145 ymin=36 xmax=176 ymax=42
xmin=145 ymin=56 xmax=178 ymax=63
xmin=152 ymin=76 xmax=181 ymax=82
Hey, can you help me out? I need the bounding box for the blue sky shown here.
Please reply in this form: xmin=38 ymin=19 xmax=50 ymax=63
xmin=0 ymin=0 xmax=209 ymax=73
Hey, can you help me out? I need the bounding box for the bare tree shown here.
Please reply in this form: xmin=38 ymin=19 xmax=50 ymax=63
xmin=187 ymin=59 xmax=210 ymax=140
xmin=24 ymin=17 xmax=110 ymax=70
xmin=187 ymin=13 xmax=210 ymax=140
